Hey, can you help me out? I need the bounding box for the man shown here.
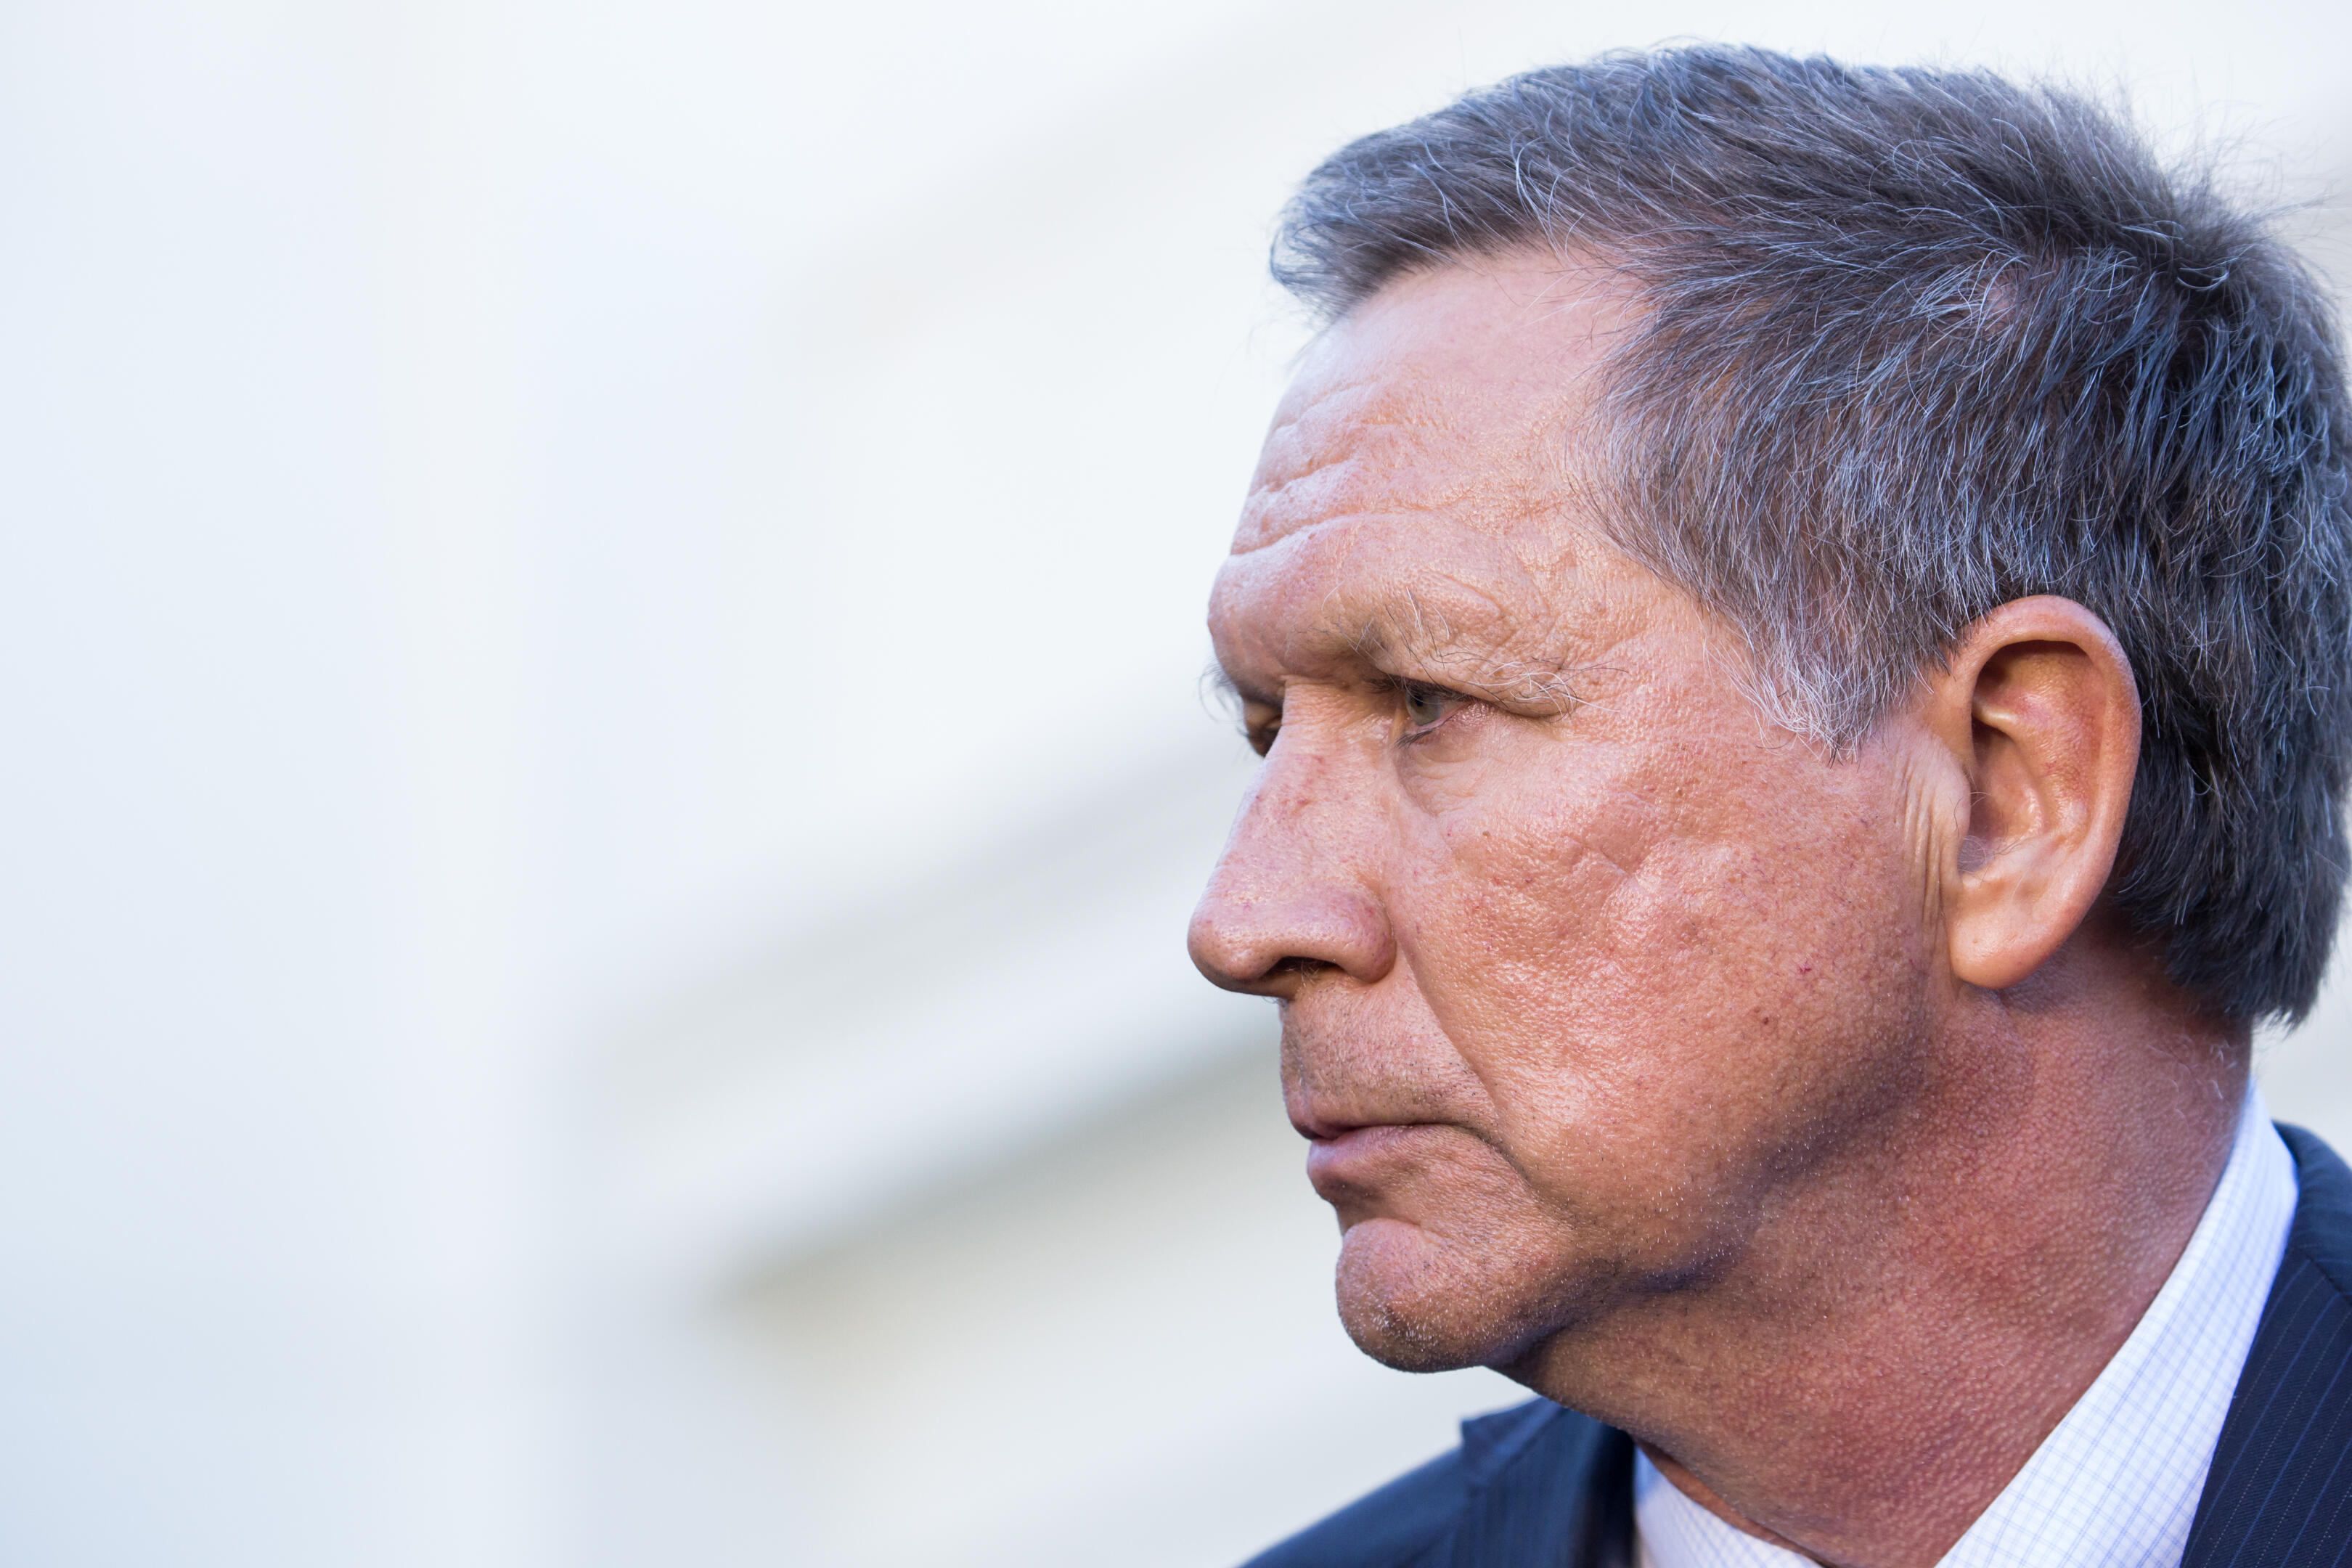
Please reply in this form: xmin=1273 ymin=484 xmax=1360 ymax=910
xmin=1188 ymin=46 xmax=2352 ymax=1568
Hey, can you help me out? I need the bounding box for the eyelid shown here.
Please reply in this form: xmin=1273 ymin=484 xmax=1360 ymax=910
xmin=1239 ymin=695 xmax=1283 ymax=756
xmin=1395 ymin=677 xmax=1473 ymax=736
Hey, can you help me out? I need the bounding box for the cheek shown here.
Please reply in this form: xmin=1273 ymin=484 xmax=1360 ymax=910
xmin=1395 ymin=748 xmax=1929 ymax=1194
xmin=1395 ymin=748 xmax=1681 ymax=1051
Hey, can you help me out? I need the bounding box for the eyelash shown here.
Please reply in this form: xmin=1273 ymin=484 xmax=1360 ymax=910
xmin=1241 ymin=701 xmax=1282 ymax=756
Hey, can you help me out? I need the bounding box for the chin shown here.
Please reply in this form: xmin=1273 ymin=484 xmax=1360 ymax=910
xmin=1332 ymin=1217 xmax=1566 ymax=1373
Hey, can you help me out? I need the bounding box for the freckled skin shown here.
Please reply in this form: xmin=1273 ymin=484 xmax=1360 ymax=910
xmin=1189 ymin=258 xmax=2245 ymax=1568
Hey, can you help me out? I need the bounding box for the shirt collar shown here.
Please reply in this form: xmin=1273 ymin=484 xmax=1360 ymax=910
xmin=1636 ymin=1083 xmax=2298 ymax=1568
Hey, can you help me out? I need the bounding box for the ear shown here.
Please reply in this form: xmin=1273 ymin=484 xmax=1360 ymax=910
xmin=1922 ymin=596 xmax=2142 ymax=992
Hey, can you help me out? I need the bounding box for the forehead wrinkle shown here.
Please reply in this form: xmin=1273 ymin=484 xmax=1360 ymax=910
xmin=1237 ymin=375 xmax=1530 ymax=558
xmin=1239 ymin=259 xmax=1630 ymax=563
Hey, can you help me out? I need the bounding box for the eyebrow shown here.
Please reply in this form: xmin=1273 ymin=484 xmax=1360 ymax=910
xmin=1270 ymin=589 xmax=1587 ymax=711
xmin=1346 ymin=589 xmax=1521 ymax=683
xmin=1338 ymin=590 xmax=1455 ymax=670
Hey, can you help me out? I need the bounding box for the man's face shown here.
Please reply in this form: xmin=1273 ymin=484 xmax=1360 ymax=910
xmin=1190 ymin=258 xmax=1943 ymax=1378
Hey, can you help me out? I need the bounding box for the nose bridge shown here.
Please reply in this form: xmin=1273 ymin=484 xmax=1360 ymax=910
xmin=1189 ymin=719 xmax=1395 ymax=992
xmin=1227 ymin=730 xmax=1363 ymax=883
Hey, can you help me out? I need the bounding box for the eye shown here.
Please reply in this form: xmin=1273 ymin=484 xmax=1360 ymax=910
xmin=1241 ymin=698 xmax=1282 ymax=757
xmin=1400 ymin=682 xmax=1463 ymax=732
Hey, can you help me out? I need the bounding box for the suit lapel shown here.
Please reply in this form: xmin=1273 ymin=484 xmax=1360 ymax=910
xmin=1445 ymin=1400 xmax=1635 ymax=1568
xmin=2182 ymin=1124 xmax=2352 ymax=1567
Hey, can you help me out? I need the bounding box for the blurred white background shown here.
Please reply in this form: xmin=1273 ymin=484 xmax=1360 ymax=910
xmin=3 ymin=1 xmax=2350 ymax=1564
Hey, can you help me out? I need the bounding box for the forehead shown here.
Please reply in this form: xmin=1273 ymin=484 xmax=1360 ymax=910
xmin=1215 ymin=258 xmax=1643 ymax=679
xmin=1237 ymin=256 xmax=1623 ymax=556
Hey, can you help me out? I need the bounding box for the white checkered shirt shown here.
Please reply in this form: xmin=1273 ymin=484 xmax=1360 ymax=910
xmin=1634 ymin=1083 xmax=2299 ymax=1568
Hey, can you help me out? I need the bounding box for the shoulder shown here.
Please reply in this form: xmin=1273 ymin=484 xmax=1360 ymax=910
xmin=2182 ymin=1124 xmax=2352 ymax=1568
xmin=2254 ymin=1124 xmax=2352 ymax=1378
xmin=2275 ymin=1124 xmax=2352 ymax=1300
xmin=1241 ymin=1400 xmax=1629 ymax=1568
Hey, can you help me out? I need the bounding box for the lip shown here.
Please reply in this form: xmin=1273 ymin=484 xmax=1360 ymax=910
xmin=1289 ymin=1101 xmax=1424 ymax=1142
xmin=1302 ymin=1122 xmax=1445 ymax=1189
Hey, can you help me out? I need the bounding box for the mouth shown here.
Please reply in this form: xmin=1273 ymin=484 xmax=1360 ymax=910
xmin=1301 ymin=1121 xmax=1447 ymax=1194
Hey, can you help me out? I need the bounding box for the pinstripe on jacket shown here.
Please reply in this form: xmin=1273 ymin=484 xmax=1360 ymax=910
xmin=1244 ymin=1124 xmax=2352 ymax=1568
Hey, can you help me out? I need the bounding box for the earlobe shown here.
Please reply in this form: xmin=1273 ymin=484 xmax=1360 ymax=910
xmin=1935 ymin=598 xmax=2141 ymax=994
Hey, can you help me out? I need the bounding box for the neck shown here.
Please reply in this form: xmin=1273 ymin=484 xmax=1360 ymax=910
xmin=1513 ymin=962 xmax=2247 ymax=1568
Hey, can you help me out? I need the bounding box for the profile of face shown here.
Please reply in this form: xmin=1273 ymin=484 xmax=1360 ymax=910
xmin=1188 ymin=258 xmax=1981 ymax=1380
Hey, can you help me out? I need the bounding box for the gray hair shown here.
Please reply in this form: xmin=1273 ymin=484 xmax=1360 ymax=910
xmin=1273 ymin=45 xmax=2352 ymax=1026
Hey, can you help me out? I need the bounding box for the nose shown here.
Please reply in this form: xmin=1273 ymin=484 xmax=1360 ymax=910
xmin=1187 ymin=747 xmax=1395 ymax=999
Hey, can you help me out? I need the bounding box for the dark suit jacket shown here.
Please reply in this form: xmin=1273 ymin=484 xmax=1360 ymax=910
xmin=1247 ymin=1124 xmax=2352 ymax=1568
